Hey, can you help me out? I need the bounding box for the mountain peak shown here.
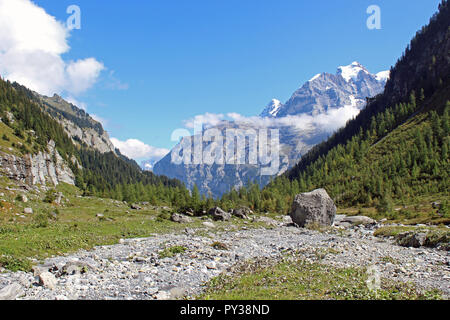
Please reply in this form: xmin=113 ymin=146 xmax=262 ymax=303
xmin=260 ymin=99 xmax=282 ymax=118
xmin=337 ymin=61 xmax=370 ymax=82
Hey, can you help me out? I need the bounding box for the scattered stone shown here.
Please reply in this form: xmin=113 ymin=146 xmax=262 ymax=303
xmin=171 ymin=213 xmax=192 ymax=224
xmin=208 ymin=207 xmax=231 ymax=221
xmin=23 ymin=207 xmax=33 ymax=214
xmin=38 ymin=272 xmax=57 ymax=290
xmin=290 ymin=189 xmax=336 ymax=227
xmin=397 ymin=232 xmax=428 ymax=248
xmin=130 ymin=204 xmax=142 ymax=210
xmin=232 ymin=207 xmax=252 ymax=219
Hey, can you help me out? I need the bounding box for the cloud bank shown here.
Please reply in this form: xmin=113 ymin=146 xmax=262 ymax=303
xmin=110 ymin=138 xmax=170 ymax=161
xmin=184 ymin=103 xmax=360 ymax=134
xmin=0 ymin=0 xmax=104 ymax=97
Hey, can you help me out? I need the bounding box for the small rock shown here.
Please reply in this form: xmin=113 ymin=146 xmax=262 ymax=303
xmin=23 ymin=207 xmax=33 ymax=214
xmin=38 ymin=272 xmax=57 ymax=290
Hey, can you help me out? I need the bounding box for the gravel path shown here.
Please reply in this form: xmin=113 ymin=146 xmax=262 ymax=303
xmin=0 ymin=221 xmax=449 ymax=300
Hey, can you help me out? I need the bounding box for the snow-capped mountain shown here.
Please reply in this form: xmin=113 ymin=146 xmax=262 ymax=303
xmin=263 ymin=61 xmax=389 ymax=118
xmin=153 ymin=62 xmax=389 ymax=197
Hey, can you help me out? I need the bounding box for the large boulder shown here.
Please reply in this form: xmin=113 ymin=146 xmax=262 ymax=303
xmin=232 ymin=207 xmax=253 ymax=219
xmin=290 ymin=189 xmax=336 ymax=227
xmin=208 ymin=207 xmax=231 ymax=221
xmin=171 ymin=213 xmax=192 ymax=224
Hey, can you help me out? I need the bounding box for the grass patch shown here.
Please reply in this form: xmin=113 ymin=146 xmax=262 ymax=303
xmin=158 ymin=245 xmax=187 ymax=259
xmin=199 ymin=257 xmax=443 ymax=300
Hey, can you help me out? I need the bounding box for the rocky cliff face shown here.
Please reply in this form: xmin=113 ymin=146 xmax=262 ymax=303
xmin=0 ymin=140 xmax=75 ymax=186
xmin=36 ymin=94 xmax=116 ymax=154
xmin=153 ymin=62 xmax=389 ymax=198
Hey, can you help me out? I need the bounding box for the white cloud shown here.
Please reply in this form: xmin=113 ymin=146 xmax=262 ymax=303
xmin=0 ymin=0 xmax=104 ymax=97
xmin=183 ymin=112 xmax=226 ymax=129
xmin=183 ymin=104 xmax=360 ymax=134
xmin=110 ymin=138 xmax=170 ymax=161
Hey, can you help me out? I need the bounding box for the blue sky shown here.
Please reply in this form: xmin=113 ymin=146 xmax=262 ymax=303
xmin=1 ymin=0 xmax=442 ymax=161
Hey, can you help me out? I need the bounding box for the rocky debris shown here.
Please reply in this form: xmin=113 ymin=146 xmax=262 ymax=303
xmin=23 ymin=208 xmax=33 ymax=214
xmin=0 ymin=222 xmax=448 ymax=300
xmin=290 ymin=189 xmax=336 ymax=227
xmin=397 ymin=232 xmax=428 ymax=248
xmin=38 ymin=272 xmax=57 ymax=290
xmin=232 ymin=207 xmax=252 ymax=219
xmin=60 ymin=261 xmax=93 ymax=276
xmin=0 ymin=283 xmax=23 ymax=300
xmin=130 ymin=204 xmax=142 ymax=210
xmin=171 ymin=213 xmax=193 ymax=224
xmin=208 ymin=207 xmax=231 ymax=221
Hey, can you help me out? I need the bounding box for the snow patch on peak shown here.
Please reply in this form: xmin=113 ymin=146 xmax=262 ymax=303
xmin=309 ymin=73 xmax=322 ymax=82
xmin=260 ymin=99 xmax=283 ymax=118
xmin=337 ymin=61 xmax=369 ymax=82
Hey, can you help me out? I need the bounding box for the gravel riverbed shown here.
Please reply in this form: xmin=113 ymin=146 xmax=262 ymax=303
xmin=0 ymin=220 xmax=449 ymax=300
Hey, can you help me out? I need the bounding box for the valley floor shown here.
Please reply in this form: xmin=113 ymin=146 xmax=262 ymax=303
xmin=0 ymin=218 xmax=448 ymax=300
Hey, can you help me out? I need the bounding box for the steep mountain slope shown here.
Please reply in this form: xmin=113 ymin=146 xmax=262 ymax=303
xmin=154 ymin=62 xmax=388 ymax=198
xmin=0 ymin=78 xmax=186 ymax=204
xmin=35 ymin=93 xmax=116 ymax=154
xmin=253 ymin=0 xmax=450 ymax=211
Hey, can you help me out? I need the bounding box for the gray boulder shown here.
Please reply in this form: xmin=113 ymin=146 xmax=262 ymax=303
xmin=208 ymin=207 xmax=231 ymax=221
xmin=38 ymin=272 xmax=57 ymax=289
xmin=170 ymin=213 xmax=192 ymax=224
xmin=397 ymin=232 xmax=427 ymax=248
xmin=232 ymin=207 xmax=253 ymax=219
xmin=290 ymin=189 xmax=336 ymax=227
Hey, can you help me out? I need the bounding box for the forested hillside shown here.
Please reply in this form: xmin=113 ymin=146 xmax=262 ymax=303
xmin=0 ymin=77 xmax=189 ymax=205
xmin=218 ymin=0 xmax=450 ymax=214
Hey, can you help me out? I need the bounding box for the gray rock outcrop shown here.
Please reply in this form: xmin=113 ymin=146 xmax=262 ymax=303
xmin=208 ymin=207 xmax=231 ymax=221
xmin=0 ymin=140 xmax=75 ymax=186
